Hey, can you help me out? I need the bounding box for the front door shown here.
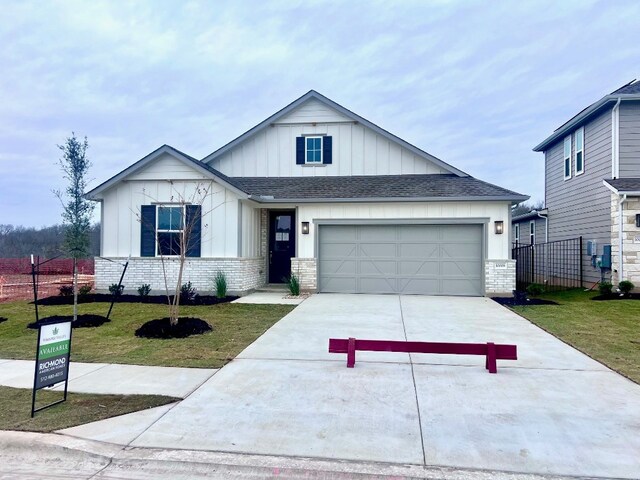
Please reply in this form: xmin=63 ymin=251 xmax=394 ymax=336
xmin=268 ymin=210 xmax=296 ymax=283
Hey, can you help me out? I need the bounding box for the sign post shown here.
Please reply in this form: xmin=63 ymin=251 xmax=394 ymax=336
xmin=31 ymin=320 xmax=73 ymax=417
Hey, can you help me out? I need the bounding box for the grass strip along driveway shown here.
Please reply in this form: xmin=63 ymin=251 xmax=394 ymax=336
xmin=511 ymin=289 xmax=640 ymax=383
xmin=0 ymin=386 xmax=177 ymax=432
xmin=0 ymin=301 xmax=295 ymax=368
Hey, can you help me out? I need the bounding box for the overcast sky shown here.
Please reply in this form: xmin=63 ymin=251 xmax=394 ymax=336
xmin=1 ymin=0 xmax=639 ymax=227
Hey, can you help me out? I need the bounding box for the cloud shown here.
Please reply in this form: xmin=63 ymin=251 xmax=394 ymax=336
xmin=1 ymin=0 xmax=640 ymax=225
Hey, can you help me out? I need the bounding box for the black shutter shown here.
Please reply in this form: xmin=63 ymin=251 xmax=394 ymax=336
xmin=296 ymin=137 xmax=305 ymax=165
xmin=323 ymin=136 xmax=332 ymax=164
xmin=185 ymin=205 xmax=201 ymax=257
xmin=140 ymin=205 xmax=156 ymax=257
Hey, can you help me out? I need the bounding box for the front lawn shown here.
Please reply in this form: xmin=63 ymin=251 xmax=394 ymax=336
xmin=0 ymin=300 xmax=295 ymax=368
xmin=0 ymin=386 xmax=177 ymax=432
xmin=511 ymin=289 xmax=640 ymax=383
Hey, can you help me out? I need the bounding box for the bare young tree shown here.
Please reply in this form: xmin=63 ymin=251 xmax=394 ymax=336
xmin=53 ymin=134 xmax=94 ymax=323
xmin=136 ymin=181 xmax=223 ymax=326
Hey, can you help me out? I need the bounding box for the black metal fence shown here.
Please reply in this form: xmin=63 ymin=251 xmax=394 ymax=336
xmin=512 ymin=237 xmax=583 ymax=292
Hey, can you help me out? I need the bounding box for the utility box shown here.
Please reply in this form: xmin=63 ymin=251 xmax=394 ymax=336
xmin=587 ymin=240 xmax=598 ymax=256
xmin=601 ymin=244 xmax=612 ymax=269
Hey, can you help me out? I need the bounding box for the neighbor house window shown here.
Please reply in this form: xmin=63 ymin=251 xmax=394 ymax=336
xmin=514 ymin=224 xmax=520 ymax=244
xmin=575 ymin=127 xmax=584 ymax=175
xmin=305 ymin=136 xmax=323 ymax=163
xmin=157 ymin=206 xmax=183 ymax=256
xmin=529 ymin=220 xmax=535 ymax=245
xmin=563 ymin=135 xmax=571 ymax=180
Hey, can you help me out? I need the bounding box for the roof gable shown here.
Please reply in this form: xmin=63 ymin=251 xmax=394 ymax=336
xmin=85 ymin=145 xmax=245 ymax=200
xmin=202 ymin=90 xmax=468 ymax=177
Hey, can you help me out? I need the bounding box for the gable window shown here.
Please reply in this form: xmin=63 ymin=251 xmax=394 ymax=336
xmin=305 ymin=136 xmax=323 ymax=163
xmin=514 ymin=224 xmax=520 ymax=244
xmin=563 ymin=136 xmax=571 ymax=180
xmin=575 ymin=127 xmax=584 ymax=175
xmin=529 ymin=220 xmax=535 ymax=245
xmin=157 ymin=206 xmax=183 ymax=256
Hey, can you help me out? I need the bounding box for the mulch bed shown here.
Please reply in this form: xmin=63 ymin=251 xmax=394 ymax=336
xmin=27 ymin=314 xmax=111 ymax=329
xmin=492 ymin=297 xmax=558 ymax=307
xmin=592 ymin=293 xmax=640 ymax=301
xmin=34 ymin=294 xmax=238 ymax=306
xmin=135 ymin=317 xmax=212 ymax=339
xmin=0 ymin=317 xmax=7 ymax=324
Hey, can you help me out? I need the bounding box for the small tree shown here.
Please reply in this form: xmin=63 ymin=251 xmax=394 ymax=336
xmin=137 ymin=182 xmax=221 ymax=326
xmin=53 ymin=134 xmax=94 ymax=323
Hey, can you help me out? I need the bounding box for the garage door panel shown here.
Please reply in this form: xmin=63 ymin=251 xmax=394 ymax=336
xmin=359 ymin=260 xmax=397 ymax=275
xmin=398 ymin=260 xmax=439 ymax=276
xmin=359 ymin=243 xmax=396 ymax=257
xmin=398 ymin=243 xmax=439 ymax=258
xmin=359 ymin=277 xmax=397 ymax=293
xmin=319 ymin=260 xmax=356 ymax=275
xmin=319 ymin=224 xmax=483 ymax=296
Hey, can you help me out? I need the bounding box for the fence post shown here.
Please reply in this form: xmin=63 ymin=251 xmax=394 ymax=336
xmin=579 ymin=236 xmax=583 ymax=287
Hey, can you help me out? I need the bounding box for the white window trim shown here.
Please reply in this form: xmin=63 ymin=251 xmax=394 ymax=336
xmin=575 ymin=127 xmax=585 ymax=176
xmin=529 ymin=220 xmax=535 ymax=245
xmin=514 ymin=223 xmax=520 ymax=243
xmin=563 ymin=135 xmax=572 ymax=180
xmin=305 ymin=136 xmax=323 ymax=164
xmin=156 ymin=205 xmax=185 ymax=257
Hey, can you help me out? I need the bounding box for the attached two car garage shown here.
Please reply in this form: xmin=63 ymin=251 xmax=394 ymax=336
xmin=317 ymin=223 xmax=484 ymax=296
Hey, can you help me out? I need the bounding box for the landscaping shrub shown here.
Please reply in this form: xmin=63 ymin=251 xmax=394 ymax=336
xmin=180 ymin=281 xmax=197 ymax=304
xmin=79 ymin=285 xmax=92 ymax=296
xmin=618 ymin=280 xmax=634 ymax=296
xmin=526 ymin=283 xmax=545 ymax=297
xmin=213 ymin=271 xmax=227 ymax=299
xmin=109 ymin=283 xmax=124 ymax=296
xmin=137 ymin=284 xmax=151 ymax=296
xmin=286 ymin=274 xmax=300 ymax=296
xmin=58 ymin=285 xmax=73 ymax=296
xmin=598 ymin=281 xmax=613 ymax=296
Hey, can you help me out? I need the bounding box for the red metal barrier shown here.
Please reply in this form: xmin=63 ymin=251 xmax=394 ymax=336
xmin=328 ymin=338 xmax=518 ymax=373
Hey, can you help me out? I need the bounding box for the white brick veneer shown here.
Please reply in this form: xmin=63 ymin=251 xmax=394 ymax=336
xmin=95 ymin=257 xmax=266 ymax=295
xmin=611 ymin=193 xmax=640 ymax=285
xmin=484 ymin=259 xmax=516 ymax=295
xmin=290 ymin=258 xmax=317 ymax=291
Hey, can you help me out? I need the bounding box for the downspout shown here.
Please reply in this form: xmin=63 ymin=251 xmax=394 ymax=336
xmin=619 ymin=194 xmax=627 ymax=282
xmin=534 ymin=210 xmax=549 ymax=283
xmin=534 ymin=210 xmax=548 ymax=243
xmin=612 ymin=97 xmax=621 ymax=178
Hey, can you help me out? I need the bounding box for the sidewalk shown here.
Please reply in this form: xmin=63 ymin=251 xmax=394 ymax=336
xmin=0 ymin=359 xmax=216 ymax=398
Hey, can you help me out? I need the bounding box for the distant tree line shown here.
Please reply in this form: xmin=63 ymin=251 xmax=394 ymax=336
xmin=0 ymin=223 xmax=100 ymax=258
xmin=512 ymin=200 xmax=545 ymax=217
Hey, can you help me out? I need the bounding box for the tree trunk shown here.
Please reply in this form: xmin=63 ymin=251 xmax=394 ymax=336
xmin=73 ymin=257 xmax=78 ymax=323
xmin=170 ymin=254 xmax=186 ymax=327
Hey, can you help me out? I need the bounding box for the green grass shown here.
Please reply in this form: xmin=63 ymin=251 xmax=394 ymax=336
xmin=511 ymin=289 xmax=640 ymax=383
xmin=0 ymin=385 xmax=178 ymax=432
xmin=0 ymin=300 xmax=295 ymax=368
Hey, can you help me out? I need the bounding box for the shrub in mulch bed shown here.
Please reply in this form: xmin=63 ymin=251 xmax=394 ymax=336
xmin=492 ymin=297 xmax=558 ymax=307
xmin=0 ymin=317 xmax=7 ymax=324
xmin=135 ymin=317 xmax=212 ymax=339
xmin=34 ymin=294 xmax=239 ymax=306
xmin=27 ymin=314 xmax=110 ymax=329
xmin=592 ymin=293 xmax=640 ymax=301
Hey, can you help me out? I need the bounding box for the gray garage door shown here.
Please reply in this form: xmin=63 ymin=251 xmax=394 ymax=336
xmin=318 ymin=224 xmax=483 ymax=296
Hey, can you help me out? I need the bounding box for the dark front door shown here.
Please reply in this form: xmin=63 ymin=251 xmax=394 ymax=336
xmin=269 ymin=210 xmax=296 ymax=283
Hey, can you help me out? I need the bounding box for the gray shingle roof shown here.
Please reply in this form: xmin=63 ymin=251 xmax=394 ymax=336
xmin=604 ymin=178 xmax=640 ymax=193
xmin=612 ymin=80 xmax=640 ymax=95
xmin=231 ymin=174 xmax=527 ymax=202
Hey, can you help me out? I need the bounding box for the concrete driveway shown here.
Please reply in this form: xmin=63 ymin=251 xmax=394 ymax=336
xmin=82 ymin=295 xmax=640 ymax=478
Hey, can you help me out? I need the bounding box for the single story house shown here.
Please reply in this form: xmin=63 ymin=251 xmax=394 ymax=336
xmin=86 ymin=90 xmax=528 ymax=296
xmin=512 ymin=209 xmax=548 ymax=245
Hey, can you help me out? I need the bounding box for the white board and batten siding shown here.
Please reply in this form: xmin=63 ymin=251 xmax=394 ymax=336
xmin=100 ymin=153 xmax=241 ymax=258
xmin=207 ymin=99 xmax=449 ymax=178
xmin=296 ymin=201 xmax=511 ymax=260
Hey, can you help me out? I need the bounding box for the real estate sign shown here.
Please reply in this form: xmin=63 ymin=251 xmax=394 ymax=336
xmin=34 ymin=321 xmax=72 ymax=389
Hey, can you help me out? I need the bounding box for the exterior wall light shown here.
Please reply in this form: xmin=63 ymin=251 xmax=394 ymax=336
xmin=301 ymin=222 xmax=310 ymax=234
xmin=494 ymin=221 xmax=504 ymax=235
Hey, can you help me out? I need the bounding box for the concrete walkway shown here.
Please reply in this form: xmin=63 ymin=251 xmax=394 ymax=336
xmin=0 ymin=359 xmax=216 ymax=398
xmin=52 ymin=295 xmax=640 ymax=478
xmin=232 ymin=290 xmax=307 ymax=305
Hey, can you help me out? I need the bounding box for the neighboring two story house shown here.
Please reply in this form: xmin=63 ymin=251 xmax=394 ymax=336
xmin=529 ymin=80 xmax=640 ymax=286
xmin=87 ymin=90 xmax=527 ymax=296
